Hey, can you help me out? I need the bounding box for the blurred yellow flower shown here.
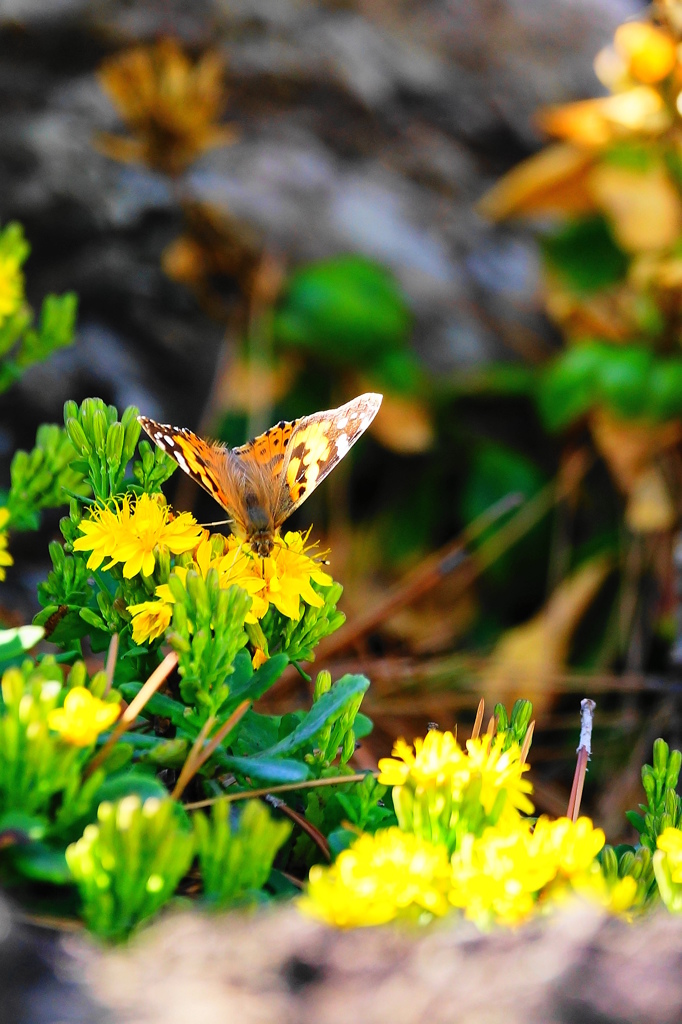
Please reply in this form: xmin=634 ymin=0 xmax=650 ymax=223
xmin=613 ymin=22 xmax=677 ymax=85
xmin=450 ymin=821 xmax=555 ymax=926
xmin=48 ymin=687 xmax=120 ymax=747
xmin=97 ymin=39 xmax=235 ymax=176
xmin=0 ymin=252 xmax=24 ymax=324
xmin=464 ymin=736 xmax=534 ymax=819
xmin=128 ymin=529 xmax=333 ymax=645
xmin=74 ymin=493 xmax=203 ymax=578
xmin=654 ymin=827 xmax=682 ymax=912
xmin=0 ymin=507 xmax=13 ymax=581
xmin=449 ymin=815 xmax=606 ymax=927
xmin=378 ymin=730 xmax=468 ymax=791
xmin=299 ymin=827 xmax=452 ymax=928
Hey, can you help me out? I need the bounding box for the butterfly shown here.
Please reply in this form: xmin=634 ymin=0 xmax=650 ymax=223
xmin=138 ymin=392 xmax=383 ymax=556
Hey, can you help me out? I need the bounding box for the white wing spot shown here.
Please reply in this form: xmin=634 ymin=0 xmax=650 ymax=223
xmin=174 ymin=451 xmax=190 ymax=473
xmin=336 ymin=416 xmax=348 ymax=429
xmin=163 ymin=434 xmax=175 ymax=446
xmin=335 ymin=434 xmax=350 ymax=459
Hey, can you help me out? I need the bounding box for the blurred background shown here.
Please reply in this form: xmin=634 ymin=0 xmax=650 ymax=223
xmin=5 ymin=0 xmax=678 ymax=835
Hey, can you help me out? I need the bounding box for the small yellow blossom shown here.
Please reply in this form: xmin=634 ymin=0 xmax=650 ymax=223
xmin=379 ymin=731 xmax=470 ymax=791
xmin=127 ymin=599 xmax=173 ymax=645
xmin=464 ymin=736 xmax=534 ymax=819
xmin=0 ymin=507 xmax=13 ymax=582
xmin=653 ymin=826 xmax=682 ymax=912
xmin=252 ymin=647 xmax=268 ymax=670
xmin=74 ymin=493 xmax=203 ymax=578
xmin=0 ymin=252 xmax=24 ymax=324
xmin=47 ymin=687 xmax=120 ymax=747
xmin=299 ymin=828 xmax=452 ymax=928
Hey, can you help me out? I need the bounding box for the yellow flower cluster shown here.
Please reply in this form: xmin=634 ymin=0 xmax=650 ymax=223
xmin=300 ymin=814 xmax=635 ymax=930
xmin=0 ymin=507 xmax=13 ymax=581
xmin=128 ymin=529 xmax=333 ymax=646
xmin=378 ymin=730 xmax=534 ymax=847
xmin=302 ymin=728 xmax=637 ymax=929
xmin=48 ymin=687 xmax=120 ymax=747
xmin=0 ymin=250 xmax=24 ymax=326
xmin=73 ymin=493 xmax=204 ymax=578
xmin=654 ymin=827 xmax=682 ymax=912
xmin=299 ymin=828 xmax=453 ymax=928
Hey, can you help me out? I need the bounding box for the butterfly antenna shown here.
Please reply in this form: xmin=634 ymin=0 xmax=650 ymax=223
xmin=199 ymin=519 xmax=234 ymax=527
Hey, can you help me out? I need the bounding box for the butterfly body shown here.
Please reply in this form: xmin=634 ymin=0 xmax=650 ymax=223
xmin=138 ymin=392 xmax=382 ymax=555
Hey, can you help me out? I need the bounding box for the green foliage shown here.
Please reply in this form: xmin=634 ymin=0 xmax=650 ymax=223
xmin=4 ymin=424 xmax=90 ymax=531
xmin=309 ymin=772 xmax=395 ymax=862
xmin=600 ymin=843 xmax=655 ymax=909
xmin=0 ymin=222 xmax=78 ymax=394
xmin=273 ymin=255 xmax=421 ymax=393
xmin=64 ymin=398 xmax=144 ymax=501
xmin=66 ymin=795 xmax=194 ymax=942
xmin=538 ymin=341 xmax=682 ymax=431
xmin=0 ymin=625 xmax=44 ymax=672
xmin=194 ymin=799 xmax=291 ymax=908
xmin=167 ymin=570 xmax=251 ymax=719
xmin=541 ymin=215 xmax=629 ymax=294
xmin=626 ymin=738 xmax=682 ymax=853
xmin=264 ymin=582 xmax=345 ymax=662
xmin=494 ymin=699 xmax=533 ymax=752
xmin=0 ymin=660 xmax=109 ymax=838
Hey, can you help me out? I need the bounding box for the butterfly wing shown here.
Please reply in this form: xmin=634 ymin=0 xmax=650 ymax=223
xmin=137 ymin=417 xmax=249 ymax=532
xmin=271 ymin=392 xmax=382 ymax=527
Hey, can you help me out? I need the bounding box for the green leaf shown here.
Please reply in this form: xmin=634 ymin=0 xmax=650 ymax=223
xmin=227 ymin=653 xmax=289 ymax=704
xmin=218 ymin=754 xmax=310 ymax=783
xmin=259 ymin=674 xmax=370 ymax=757
xmin=596 ymin=344 xmax=653 ymax=418
xmin=537 ymin=341 xmax=608 ymax=431
xmin=273 ymin=256 xmax=411 ymax=364
xmin=542 ymin=215 xmax=629 ymax=294
xmin=0 ymin=625 xmax=44 ymax=669
xmin=9 ymin=842 xmax=72 ymax=885
xmin=93 ymin=771 xmax=169 ymax=808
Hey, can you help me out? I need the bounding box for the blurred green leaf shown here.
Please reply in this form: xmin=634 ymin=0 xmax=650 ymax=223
xmin=273 ymin=256 xmax=411 ymax=364
xmin=542 ymin=215 xmax=629 ymax=294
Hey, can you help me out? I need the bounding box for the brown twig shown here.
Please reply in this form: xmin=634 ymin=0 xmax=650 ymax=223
xmin=171 ymin=700 xmax=251 ymax=800
xmin=104 ymin=633 xmax=119 ymax=695
xmin=519 ymin=720 xmax=535 ymax=766
xmin=86 ymin=651 xmax=178 ymax=777
xmin=470 ymin=698 xmax=485 ymax=740
xmin=265 ymin=794 xmax=331 ymax=861
xmin=566 ymin=698 xmax=596 ymax=821
xmin=171 ymin=715 xmax=216 ymax=801
xmin=183 ymin=771 xmax=373 ymax=810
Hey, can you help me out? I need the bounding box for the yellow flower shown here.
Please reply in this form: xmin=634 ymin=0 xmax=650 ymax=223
xmin=378 ymin=730 xmax=469 ymax=792
xmin=127 ymin=599 xmax=173 ymax=644
xmin=299 ymin=828 xmax=452 ymax=928
xmin=0 ymin=252 xmax=24 ymax=324
xmin=568 ymin=863 xmax=639 ymax=917
xmin=464 ymin=736 xmax=534 ymax=819
xmin=656 ymin=826 xmax=682 ymax=880
xmin=531 ymin=815 xmax=605 ymax=876
xmin=450 ymin=822 xmax=553 ymax=927
xmin=97 ymin=39 xmax=234 ymax=176
xmin=47 ymin=687 xmax=120 ymax=747
xmin=0 ymin=507 xmax=13 ymax=582
xmin=74 ymin=493 xmax=203 ymax=578
xmin=379 ymin=730 xmax=533 ymax=844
